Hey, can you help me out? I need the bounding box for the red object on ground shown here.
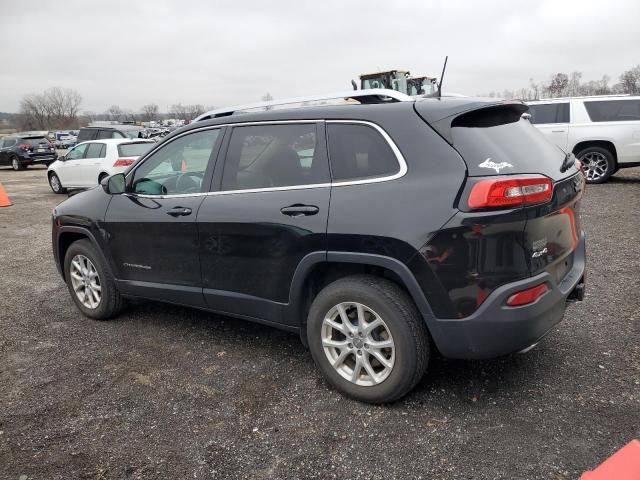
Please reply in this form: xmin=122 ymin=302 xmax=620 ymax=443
xmin=0 ymin=181 xmax=12 ymax=207
xmin=580 ymin=440 xmax=640 ymax=480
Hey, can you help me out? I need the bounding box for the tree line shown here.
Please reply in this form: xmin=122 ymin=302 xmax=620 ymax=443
xmin=482 ymin=64 xmax=640 ymax=100
xmin=13 ymin=89 xmax=276 ymax=131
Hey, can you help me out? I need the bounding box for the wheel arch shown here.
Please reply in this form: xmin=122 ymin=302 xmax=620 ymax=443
xmin=286 ymin=252 xmax=437 ymax=346
xmin=56 ymin=227 xmax=113 ymax=281
xmin=572 ymin=140 xmax=618 ymax=165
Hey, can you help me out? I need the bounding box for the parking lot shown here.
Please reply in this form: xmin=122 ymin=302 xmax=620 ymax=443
xmin=0 ymin=166 xmax=638 ymax=479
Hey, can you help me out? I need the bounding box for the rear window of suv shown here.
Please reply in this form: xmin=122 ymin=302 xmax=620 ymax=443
xmin=584 ymin=99 xmax=640 ymax=122
xmin=327 ymin=123 xmax=400 ymax=181
xmin=118 ymin=142 xmax=152 ymax=157
xmin=21 ymin=137 xmax=49 ymax=146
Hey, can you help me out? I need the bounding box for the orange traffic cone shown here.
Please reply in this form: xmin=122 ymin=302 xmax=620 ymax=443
xmin=0 ymin=181 xmax=12 ymax=207
xmin=181 ymin=159 xmax=187 ymax=172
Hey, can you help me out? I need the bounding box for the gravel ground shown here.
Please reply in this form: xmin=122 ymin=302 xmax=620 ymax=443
xmin=0 ymin=166 xmax=638 ymax=480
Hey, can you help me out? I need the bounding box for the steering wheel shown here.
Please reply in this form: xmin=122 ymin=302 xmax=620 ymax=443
xmin=175 ymin=173 xmax=202 ymax=193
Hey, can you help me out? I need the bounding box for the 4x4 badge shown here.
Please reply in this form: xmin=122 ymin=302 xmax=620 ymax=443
xmin=478 ymin=158 xmax=513 ymax=173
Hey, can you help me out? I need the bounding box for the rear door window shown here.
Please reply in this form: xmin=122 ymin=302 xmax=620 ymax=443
xmin=584 ymin=99 xmax=640 ymax=121
xmin=527 ymin=103 xmax=569 ymax=124
xmin=221 ymin=123 xmax=328 ymax=190
xmin=326 ymin=123 xmax=400 ymax=182
xmin=84 ymin=143 xmax=104 ymax=159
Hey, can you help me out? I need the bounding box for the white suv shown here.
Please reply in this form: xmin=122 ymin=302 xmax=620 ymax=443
xmin=527 ymin=95 xmax=640 ymax=183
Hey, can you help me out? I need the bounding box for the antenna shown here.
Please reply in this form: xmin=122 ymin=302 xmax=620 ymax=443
xmin=437 ymin=56 xmax=448 ymax=99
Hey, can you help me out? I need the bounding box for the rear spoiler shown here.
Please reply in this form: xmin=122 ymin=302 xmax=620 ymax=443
xmin=414 ymin=98 xmax=528 ymax=144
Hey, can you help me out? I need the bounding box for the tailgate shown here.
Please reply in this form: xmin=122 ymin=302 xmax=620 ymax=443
xmin=524 ymin=173 xmax=584 ymax=280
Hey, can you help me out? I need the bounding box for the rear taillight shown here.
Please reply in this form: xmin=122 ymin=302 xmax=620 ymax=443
xmin=506 ymin=283 xmax=548 ymax=306
xmin=467 ymin=175 xmax=553 ymax=210
xmin=113 ymin=158 xmax=135 ymax=167
xmin=18 ymin=143 xmax=30 ymax=151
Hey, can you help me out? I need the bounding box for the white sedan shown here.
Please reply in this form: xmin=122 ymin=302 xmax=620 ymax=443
xmin=47 ymin=138 xmax=155 ymax=194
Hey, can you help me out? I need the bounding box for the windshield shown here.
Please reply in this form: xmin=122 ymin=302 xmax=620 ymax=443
xmin=118 ymin=142 xmax=152 ymax=157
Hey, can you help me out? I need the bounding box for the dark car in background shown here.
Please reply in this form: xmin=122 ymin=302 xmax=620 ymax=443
xmin=51 ymin=91 xmax=586 ymax=403
xmin=0 ymin=135 xmax=57 ymax=170
xmin=77 ymin=125 xmax=145 ymax=143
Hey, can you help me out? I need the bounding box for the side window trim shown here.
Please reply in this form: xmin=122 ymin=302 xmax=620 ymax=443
xmin=327 ymin=120 xmax=408 ymax=187
xmin=126 ymin=120 xmax=406 ymax=198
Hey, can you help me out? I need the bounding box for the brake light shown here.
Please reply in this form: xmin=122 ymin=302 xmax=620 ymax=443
xmin=113 ymin=158 xmax=135 ymax=167
xmin=18 ymin=143 xmax=30 ymax=151
xmin=506 ymin=283 xmax=548 ymax=306
xmin=468 ymin=175 xmax=553 ymax=209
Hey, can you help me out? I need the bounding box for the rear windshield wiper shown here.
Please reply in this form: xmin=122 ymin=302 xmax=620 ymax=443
xmin=560 ymin=152 xmax=575 ymax=173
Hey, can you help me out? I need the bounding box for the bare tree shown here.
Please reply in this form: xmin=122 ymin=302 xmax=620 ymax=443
xmin=170 ymin=103 xmax=205 ymax=121
xmin=106 ymin=105 xmax=123 ymax=121
xmin=566 ymin=72 xmax=582 ymax=97
xmin=546 ymin=73 xmax=569 ymax=98
xmin=141 ymin=103 xmax=159 ymax=122
xmin=18 ymin=86 xmax=83 ymax=130
xmin=262 ymin=92 xmax=274 ymax=110
xmin=616 ymin=66 xmax=640 ymax=94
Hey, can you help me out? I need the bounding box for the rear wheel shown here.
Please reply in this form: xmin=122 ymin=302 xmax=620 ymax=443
xmin=307 ymin=275 xmax=430 ymax=403
xmin=64 ymin=239 xmax=123 ymax=320
xmin=576 ymin=146 xmax=615 ymax=184
xmin=48 ymin=172 xmax=67 ymax=194
xmin=11 ymin=156 xmax=23 ymax=171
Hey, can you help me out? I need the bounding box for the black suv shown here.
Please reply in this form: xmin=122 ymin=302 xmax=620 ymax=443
xmin=0 ymin=135 xmax=57 ymax=170
xmin=77 ymin=125 xmax=144 ymax=143
xmin=52 ymin=95 xmax=586 ymax=403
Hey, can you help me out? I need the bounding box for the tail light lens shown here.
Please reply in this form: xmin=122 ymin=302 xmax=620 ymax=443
xmin=18 ymin=143 xmax=30 ymax=151
xmin=468 ymin=175 xmax=553 ymax=210
xmin=113 ymin=158 xmax=135 ymax=167
xmin=506 ymin=283 xmax=548 ymax=306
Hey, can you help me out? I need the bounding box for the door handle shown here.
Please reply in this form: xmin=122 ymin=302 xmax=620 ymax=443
xmin=280 ymin=204 xmax=319 ymax=217
xmin=167 ymin=206 xmax=192 ymax=217
xmin=551 ymin=130 xmax=566 ymax=133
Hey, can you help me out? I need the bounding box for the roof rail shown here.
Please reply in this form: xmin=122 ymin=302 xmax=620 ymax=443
xmin=194 ymin=89 xmax=413 ymax=122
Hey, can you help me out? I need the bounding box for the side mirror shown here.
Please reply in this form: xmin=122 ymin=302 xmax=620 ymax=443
xmin=102 ymin=173 xmax=126 ymax=194
xmin=58 ymin=155 xmax=66 ymax=161
xmin=521 ymin=112 xmax=532 ymax=121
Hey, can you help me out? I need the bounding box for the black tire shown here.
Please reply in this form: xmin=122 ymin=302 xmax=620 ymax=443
xmin=307 ymin=275 xmax=430 ymax=403
xmin=10 ymin=155 xmax=23 ymax=171
xmin=48 ymin=172 xmax=67 ymax=194
xmin=576 ymin=146 xmax=615 ymax=184
xmin=64 ymin=239 xmax=123 ymax=320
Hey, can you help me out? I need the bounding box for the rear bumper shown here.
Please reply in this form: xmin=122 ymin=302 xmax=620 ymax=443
xmin=28 ymin=155 xmax=56 ymax=164
xmin=429 ymin=234 xmax=586 ymax=359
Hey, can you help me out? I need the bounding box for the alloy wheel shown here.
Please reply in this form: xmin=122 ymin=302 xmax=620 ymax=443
xmin=11 ymin=157 xmax=19 ymax=171
xmin=50 ymin=174 xmax=61 ymax=192
xmin=580 ymin=151 xmax=608 ymax=181
xmin=70 ymin=254 xmax=102 ymax=309
xmin=321 ymin=302 xmax=395 ymax=386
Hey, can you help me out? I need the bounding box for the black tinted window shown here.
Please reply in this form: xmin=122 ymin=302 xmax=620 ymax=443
xmin=327 ymin=123 xmax=399 ymax=181
xmin=528 ymin=103 xmax=569 ymax=124
xmin=132 ymin=129 xmax=219 ymax=195
xmin=97 ymin=130 xmax=115 ymax=139
xmin=77 ymin=129 xmax=97 ymax=142
xmin=221 ymin=123 xmax=328 ymax=190
xmin=584 ymin=100 xmax=640 ymax=122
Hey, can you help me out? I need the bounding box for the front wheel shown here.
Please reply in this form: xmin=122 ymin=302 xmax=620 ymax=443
xmin=307 ymin=275 xmax=430 ymax=403
xmin=48 ymin=172 xmax=67 ymax=194
xmin=64 ymin=239 xmax=124 ymax=319
xmin=11 ymin=156 xmax=23 ymax=171
xmin=577 ymin=146 xmax=615 ymax=184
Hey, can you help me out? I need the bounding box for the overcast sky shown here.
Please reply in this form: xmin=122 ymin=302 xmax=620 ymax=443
xmin=1 ymin=0 xmax=638 ymax=113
